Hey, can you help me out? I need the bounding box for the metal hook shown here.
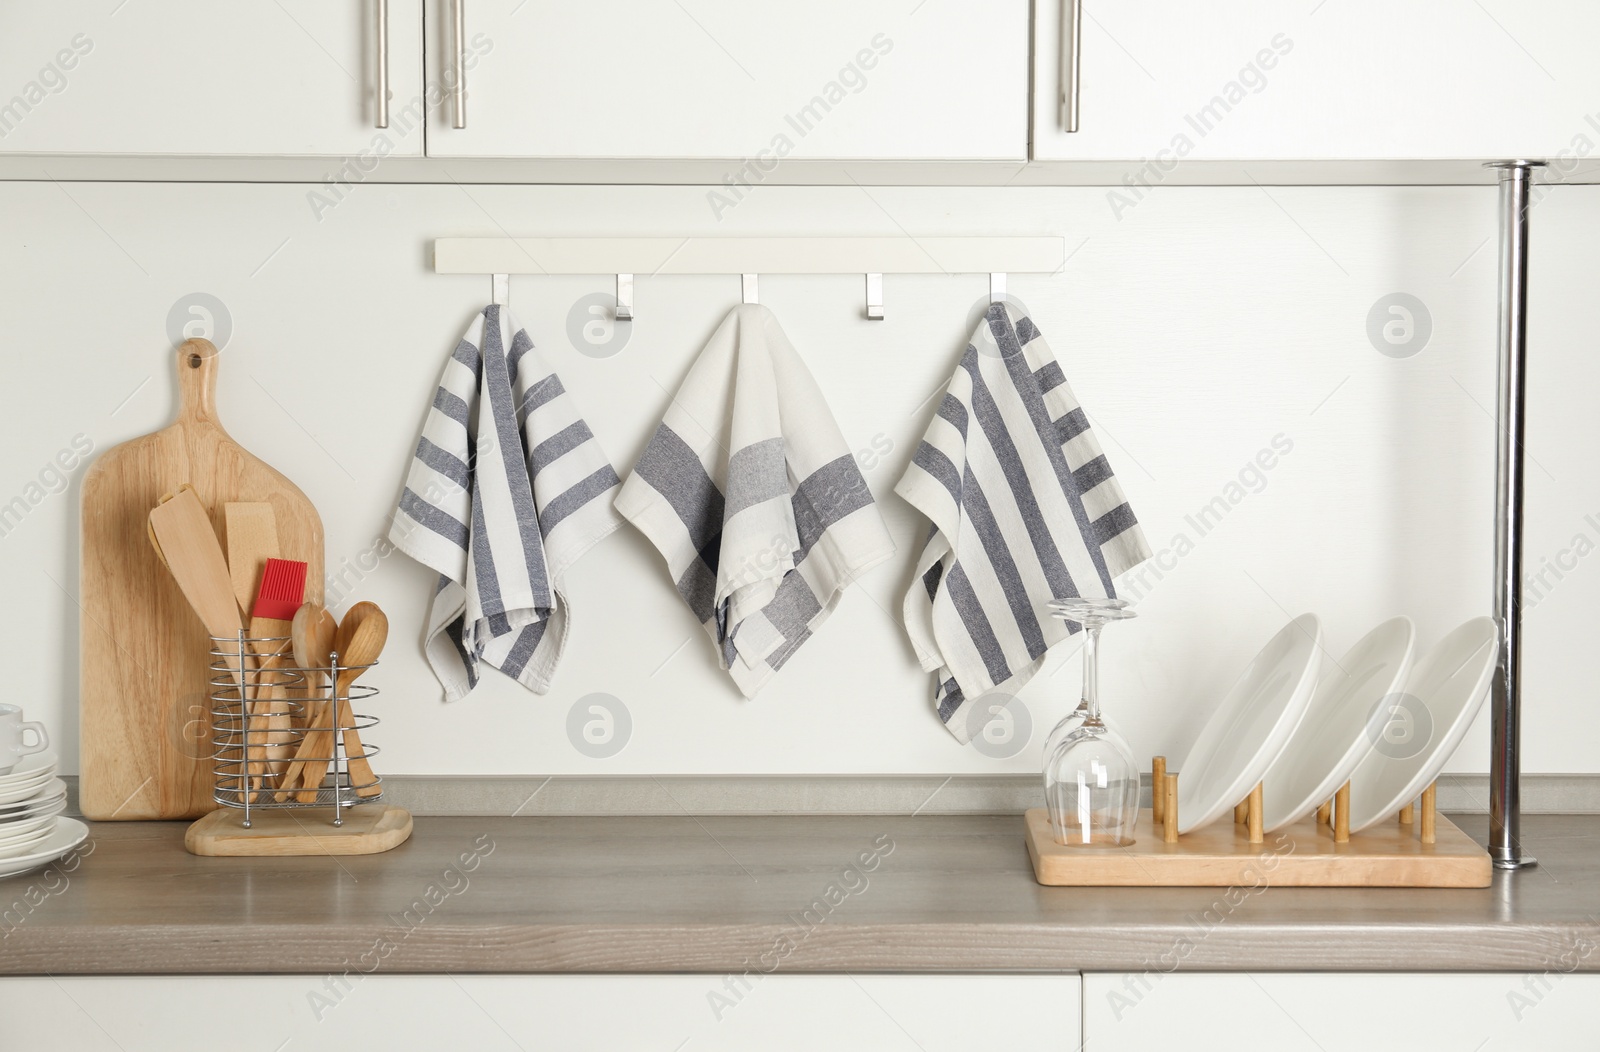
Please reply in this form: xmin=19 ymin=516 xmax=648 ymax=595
xmin=989 ymin=273 xmax=1006 ymax=306
xmin=615 ymin=273 xmax=634 ymax=322
xmin=865 ymin=273 xmax=884 ymax=321
xmin=741 ymin=273 xmax=758 ymax=305
xmin=491 ymin=273 xmax=509 ymax=307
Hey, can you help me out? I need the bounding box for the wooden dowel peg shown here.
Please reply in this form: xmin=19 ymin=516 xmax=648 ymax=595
xmin=1399 ymin=802 xmax=1414 ymax=825
xmin=1162 ymin=773 xmax=1179 ymax=843
xmin=1334 ymin=780 xmax=1351 ymax=844
xmin=1421 ymin=781 xmax=1437 ymax=845
xmin=1247 ymin=782 xmax=1264 ymax=844
xmin=1317 ymin=799 xmax=1332 ymax=826
xmin=1234 ymin=799 xmax=1248 ymax=824
xmin=1151 ymin=756 xmax=1166 ymax=823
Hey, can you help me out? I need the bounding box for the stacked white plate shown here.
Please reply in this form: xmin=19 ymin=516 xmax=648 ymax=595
xmin=0 ymin=755 xmax=87 ymax=878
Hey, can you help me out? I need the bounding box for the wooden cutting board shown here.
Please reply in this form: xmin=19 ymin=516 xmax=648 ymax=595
xmin=80 ymin=339 xmax=324 ymax=820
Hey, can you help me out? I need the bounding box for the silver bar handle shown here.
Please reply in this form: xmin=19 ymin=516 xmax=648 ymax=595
xmin=452 ymin=0 xmax=467 ymax=129
xmin=1487 ymin=159 xmax=1544 ymax=871
xmin=375 ymin=0 xmax=390 ymax=128
xmin=1060 ymin=0 xmax=1081 ymax=132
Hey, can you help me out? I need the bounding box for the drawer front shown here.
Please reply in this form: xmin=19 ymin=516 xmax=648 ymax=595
xmin=423 ymin=0 xmax=1028 ymax=160
xmin=1084 ymin=972 xmax=1598 ymax=1051
xmin=1 ymin=974 xmax=1079 ymax=1051
xmin=1031 ymin=0 xmax=1600 ymax=162
xmin=0 ymin=1 xmax=425 ymax=157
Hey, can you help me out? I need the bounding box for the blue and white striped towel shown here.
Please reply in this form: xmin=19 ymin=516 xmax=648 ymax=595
xmin=896 ymin=303 xmax=1151 ymax=743
xmin=389 ymin=305 xmax=623 ymax=701
xmin=616 ymin=304 xmax=896 ymax=696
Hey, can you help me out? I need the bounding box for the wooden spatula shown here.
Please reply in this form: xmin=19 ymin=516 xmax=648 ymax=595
xmin=149 ymin=486 xmax=244 ymax=643
xmin=225 ymin=502 xmax=278 ymax=621
xmin=149 ymin=486 xmax=249 ymax=752
xmin=224 ymin=503 xmax=293 ymax=795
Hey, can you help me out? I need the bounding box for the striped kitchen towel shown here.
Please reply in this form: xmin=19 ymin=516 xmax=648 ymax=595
xmin=616 ymin=304 xmax=895 ymax=696
xmin=389 ymin=305 xmax=622 ymax=701
xmin=897 ymin=302 xmax=1151 ymax=743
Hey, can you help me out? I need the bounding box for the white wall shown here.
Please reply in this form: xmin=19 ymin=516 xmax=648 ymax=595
xmin=2 ymin=180 xmax=1593 ymax=777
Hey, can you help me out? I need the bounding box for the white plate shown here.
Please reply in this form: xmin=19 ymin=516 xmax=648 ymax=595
xmin=0 ymin=768 xmax=56 ymax=798
xmin=0 ymin=797 xmax=66 ymax=824
xmin=0 ymin=828 xmax=52 ymax=858
xmin=0 ymin=813 xmax=53 ymax=843
xmin=0 ymin=753 xmax=56 ymax=787
xmin=1346 ymin=617 xmax=1500 ymax=834
xmin=0 ymin=773 xmax=65 ymax=805
xmin=0 ymin=800 xmax=65 ymax=823
xmin=0 ymin=775 xmax=60 ymax=806
xmin=0 ymin=818 xmax=87 ymax=880
xmin=0 ymin=811 xmax=57 ymax=840
xmin=1176 ymin=614 xmax=1324 ymax=834
xmin=1260 ymin=617 xmax=1417 ymax=832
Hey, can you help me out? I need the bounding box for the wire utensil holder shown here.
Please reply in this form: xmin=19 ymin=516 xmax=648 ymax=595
xmin=207 ymin=632 xmax=382 ymax=828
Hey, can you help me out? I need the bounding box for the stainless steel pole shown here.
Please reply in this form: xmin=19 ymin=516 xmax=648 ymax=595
xmin=1487 ymin=159 xmax=1543 ymax=870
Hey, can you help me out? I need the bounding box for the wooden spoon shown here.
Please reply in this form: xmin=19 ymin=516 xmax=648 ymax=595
xmin=287 ymin=602 xmax=387 ymax=803
xmin=275 ymin=603 xmax=337 ymax=802
xmin=329 ymin=602 xmax=387 ymax=799
xmin=290 ymin=602 xmax=337 ymax=688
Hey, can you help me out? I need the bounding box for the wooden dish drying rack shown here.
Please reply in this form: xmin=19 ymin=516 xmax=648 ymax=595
xmin=1024 ymin=755 xmax=1491 ymax=888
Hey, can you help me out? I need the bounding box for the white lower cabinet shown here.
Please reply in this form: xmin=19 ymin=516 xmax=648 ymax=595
xmin=1084 ymin=973 xmax=1597 ymax=1051
xmin=0 ymin=974 xmax=1078 ymax=1051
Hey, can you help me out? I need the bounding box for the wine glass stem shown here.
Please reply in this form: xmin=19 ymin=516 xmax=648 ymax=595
xmin=1082 ymin=624 xmax=1102 ymax=720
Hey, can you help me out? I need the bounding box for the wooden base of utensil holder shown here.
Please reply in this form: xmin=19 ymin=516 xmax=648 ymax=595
xmin=184 ymin=805 xmax=412 ymax=857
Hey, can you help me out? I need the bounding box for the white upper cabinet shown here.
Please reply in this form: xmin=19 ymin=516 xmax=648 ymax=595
xmin=1032 ymin=0 xmax=1600 ymax=162
xmin=0 ymin=1 xmax=424 ymax=156
xmin=422 ymin=0 xmax=1028 ymax=160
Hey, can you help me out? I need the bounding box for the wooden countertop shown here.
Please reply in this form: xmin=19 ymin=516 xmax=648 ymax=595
xmin=3 ymin=814 xmax=1597 ymax=975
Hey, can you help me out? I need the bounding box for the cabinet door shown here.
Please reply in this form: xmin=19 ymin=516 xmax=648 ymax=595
xmin=0 ymin=974 xmax=1078 ymax=1051
xmin=1032 ymin=0 xmax=1600 ymax=162
xmin=1084 ymin=973 xmax=1598 ymax=1051
xmin=424 ymin=0 xmax=1027 ymax=160
xmin=0 ymin=1 xmax=424 ymax=156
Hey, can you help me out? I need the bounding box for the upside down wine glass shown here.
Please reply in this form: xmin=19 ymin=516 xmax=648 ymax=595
xmin=1043 ymin=597 xmax=1140 ymax=847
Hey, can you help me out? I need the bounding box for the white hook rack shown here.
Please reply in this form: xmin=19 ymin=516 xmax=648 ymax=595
xmin=434 ymin=237 xmax=1065 ymax=321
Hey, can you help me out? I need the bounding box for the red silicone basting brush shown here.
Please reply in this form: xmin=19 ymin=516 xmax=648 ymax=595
xmin=253 ymin=558 xmax=309 ymax=623
xmin=245 ymin=558 xmax=308 ymax=795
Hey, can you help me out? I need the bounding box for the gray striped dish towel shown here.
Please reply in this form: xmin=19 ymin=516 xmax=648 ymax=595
xmin=616 ymin=304 xmax=895 ymax=696
xmin=389 ymin=305 xmax=622 ymax=701
xmin=897 ymin=303 xmax=1152 ymax=743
